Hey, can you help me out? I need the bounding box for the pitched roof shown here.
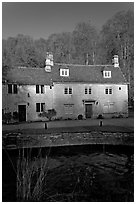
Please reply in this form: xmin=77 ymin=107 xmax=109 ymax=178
xmin=3 ymin=67 xmax=52 ymax=85
xmin=3 ymin=63 xmax=127 ymax=85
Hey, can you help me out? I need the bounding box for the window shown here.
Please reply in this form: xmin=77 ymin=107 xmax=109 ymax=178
xmin=85 ymin=88 xmax=88 ymax=94
xmin=103 ymin=102 xmax=114 ymax=113
xmin=60 ymin=69 xmax=69 ymax=77
xmin=103 ymin=71 xmax=111 ymax=78
xmin=109 ymin=88 xmax=112 ymax=94
xmin=64 ymin=88 xmax=68 ymax=94
xmin=64 ymin=104 xmax=74 ymax=114
xmin=89 ymin=87 xmax=91 ymax=94
xmin=105 ymin=88 xmax=108 ymax=94
xmin=36 ymin=103 xmax=45 ymax=112
xmin=64 ymin=87 xmax=72 ymax=94
xmin=13 ymin=84 xmax=18 ymax=94
xmin=36 ymin=85 xmax=45 ymax=94
xmin=36 ymin=103 xmax=40 ymax=112
xmin=36 ymin=85 xmax=40 ymax=94
xmin=105 ymin=88 xmax=113 ymax=94
xmin=41 ymin=85 xmax=44 ymax=94
xmin=85 ymin=87 xmax=92 ymax=94
xmin=8 ymin=84 xmax=12 ymax=94
xmin=41 ymin=103 xmax=45 ymax=112
xmin=8 ymin=84 xmax=18 ymax=94
xmin=69 ymin=88 xmax=72 ymax=94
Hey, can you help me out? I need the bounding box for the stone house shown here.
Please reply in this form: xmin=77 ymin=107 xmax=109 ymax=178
xmin=2 ymin=54 xmax=128 ymax=122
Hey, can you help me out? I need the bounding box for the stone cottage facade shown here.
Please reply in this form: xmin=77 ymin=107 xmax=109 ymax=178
xmin=2 ymin=54 xmax=128 ymax=122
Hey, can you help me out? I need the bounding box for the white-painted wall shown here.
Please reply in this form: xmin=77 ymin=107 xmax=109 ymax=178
xmin=2 ymin=82 xmax=128 ymax=121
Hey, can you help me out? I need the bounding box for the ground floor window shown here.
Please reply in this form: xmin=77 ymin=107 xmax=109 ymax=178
xmin=36 ymin=103 xmax=40 ymax=112
xmin=36 ymin=103 xmax=45 ymax=112
xmin=64 ymin=104 xmax=74 ymax=114
xmin=41 ymin=103 xmax=45 ymax=112
xmin=103 ymin=102 xmax=115 ymax=113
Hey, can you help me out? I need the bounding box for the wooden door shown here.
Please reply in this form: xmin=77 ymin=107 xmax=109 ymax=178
xmin=85 ymin=104 xmax=92 ymax=118
xmin=18 ymin=105 xmax=26 ymax=122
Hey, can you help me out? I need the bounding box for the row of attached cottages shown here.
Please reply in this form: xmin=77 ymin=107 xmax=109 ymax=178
xmin=2 ymin=54 xmax=128 ymax=122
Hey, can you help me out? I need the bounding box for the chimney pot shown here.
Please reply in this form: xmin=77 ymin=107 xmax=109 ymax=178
xmin=113 ymin=55 xmax=119 ymax=67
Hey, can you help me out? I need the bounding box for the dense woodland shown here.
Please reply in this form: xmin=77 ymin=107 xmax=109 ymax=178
xmin=2 ymin=10 xmax=134 ymax=102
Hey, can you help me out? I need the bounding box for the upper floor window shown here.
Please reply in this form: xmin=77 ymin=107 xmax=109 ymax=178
xmin=64 ymin=88 xmax=68 ymax=94
xmin=8 ymin=84 xmax=18 ymax=94
xmin=41 ymin=85 xmax=44 ymax=93
xmin=14 ymin=84 xmax=18 ymax=94
xmin=89 ymin=87 xmax=92 ymax=94
xmin=64 ymin=87 xmax=72 ymax=94
xmin=85 ymin=87 xmax=92 ymax=94
xmin=105 ymin=88 xmax=113 ymax=94
xmin=36 ymin=85 xmax=44 ymax=94
xmin=103 ymin=71 xmax=111 ymax=78
xmin=8 ymin=84 xmax=12 ymax=94
xmin=69 ymin=88 xmax=72 ymax=94
xmin=60 ymin=69 xmax=69 ymax=77
xmin=36 ymin=85 xmax=39 ymax=93
xmin=85 ymin=88 xmax=88 ymax=94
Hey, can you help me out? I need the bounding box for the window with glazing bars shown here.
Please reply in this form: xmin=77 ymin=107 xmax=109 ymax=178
xmin=41 ymin=85 xmax=44 ymax=94
xmin=8 ymin=84 xmax=12 ymax=94
xmin=64 ymin=88 xmax=68 ymax=94
xmin=36 ymin=85 xmax=39 ymax=93
xmin=89 ymin=87 xmax=91 ymax=94
xmin=36 ymin=103 xmax=40 ymax=112
xmin=13 ymin=84 xmax=18 ymax=94
xmin=105 ymin=88 xmax=112 ymax=94
xmin=69 ymin=88 xmax=72 ymax=94
xmin=85 ymin=88 xmax=88 ymax=94
xmin=41 ymin=103 xmax=45 ymax=112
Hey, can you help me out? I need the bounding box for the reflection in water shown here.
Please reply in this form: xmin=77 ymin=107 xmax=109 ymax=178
xmin=3 ymin=145 xmax=134 ymax=202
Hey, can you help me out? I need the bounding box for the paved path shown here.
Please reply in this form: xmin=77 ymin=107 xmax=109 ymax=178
xmin=2 ymin=118 xmax=134 ymax=132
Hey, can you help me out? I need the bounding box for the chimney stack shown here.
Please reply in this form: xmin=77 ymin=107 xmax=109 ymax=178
xmin=45 ymin=52 xmax=53 ymax=72
xmin=113 ymin=55 xmax=119 ymax=67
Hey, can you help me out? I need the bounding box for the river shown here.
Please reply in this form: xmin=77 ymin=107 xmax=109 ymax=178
xmin=2 ymin=144 xmax=134 ymax=202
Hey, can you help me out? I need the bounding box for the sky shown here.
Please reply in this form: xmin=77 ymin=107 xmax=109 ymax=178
xmin=2 ymin=2 xmax=134 ymax=40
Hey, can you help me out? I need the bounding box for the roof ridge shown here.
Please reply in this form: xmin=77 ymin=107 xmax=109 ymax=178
xmin=14 ymin=64 xmax=115 ymax=69
xmin=15 ymin=66 xmax=43 ymax=70
xmin=54 ymin=63 xmax=113 ymax=67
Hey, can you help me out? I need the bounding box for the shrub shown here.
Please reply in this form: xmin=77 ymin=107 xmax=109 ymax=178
xmin=13 ymin=111 xmax=19 ymax=120
xmin=97 ymin=114 xmax=104 ymax=119
xmin=39 ymin=109 xmax=57 ymax=121
xmin=78 ymin=115 xmax=83 ymax=120
xmin=2 ymin=112 xmax=12 ymax=124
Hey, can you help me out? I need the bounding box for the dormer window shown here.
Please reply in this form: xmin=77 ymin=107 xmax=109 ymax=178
xmin=60 ymin=69 xmax=69 ymax=77
xmin=103 ymin=71 xmax=111 ymax=78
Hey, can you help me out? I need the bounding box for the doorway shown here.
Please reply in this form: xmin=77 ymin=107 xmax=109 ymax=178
xmin=18 ymin=105 xmax=26 ymax=122
xmin=85 ymin=104 xmax=93 ymax=118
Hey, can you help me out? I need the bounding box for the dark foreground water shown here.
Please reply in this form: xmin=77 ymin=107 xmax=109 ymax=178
xmin=3 ymin=144 xmax=134 ymax=202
